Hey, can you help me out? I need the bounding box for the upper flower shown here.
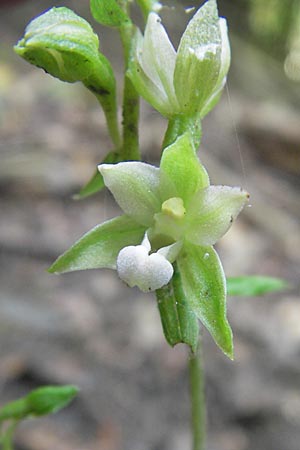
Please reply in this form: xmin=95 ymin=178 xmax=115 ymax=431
xmin=127 ymin=0 xmax=230 ymax=118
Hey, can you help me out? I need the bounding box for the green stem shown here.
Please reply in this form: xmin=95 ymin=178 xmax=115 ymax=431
xmin=121 ymin=74 xmax=140 ymax=160
xmin=119 ymin=22 xmax=140 ymax=161
xmin=136 ymin=0 xmax=159 ymax=20
xmin=163 ymin=114 xmax=202 ymax=149
xmin=189 ymin=340 xmax=206 ymax=450
xmin=84 ymin=54 xmax=122 ymax=149
xmin=93 ymin=92 xmax=122 ymax=148
xmin=1 ymin=421 xmax=18 ymax=450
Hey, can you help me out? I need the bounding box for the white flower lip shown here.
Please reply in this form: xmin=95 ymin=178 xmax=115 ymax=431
xmin=116 ymin=234 xmax=174 ymax=292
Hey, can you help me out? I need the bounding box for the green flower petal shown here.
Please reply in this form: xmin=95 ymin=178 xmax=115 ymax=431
xmin=214 ymin=18 xmax=230 ymax=90
xmin=186 ymin=186 xmax=249 ymax=246
xmin=160 ymin=133 xmax=209 ymax=204
xmin=142 ymin=13 xmax=178 ymax=109
xmin=177 ymin=242 xmax=233 ymax=358
xmin=48 ymin=216 xmax=145 ymax=273
xmin=199 ymin=78 xmax=224 ymax=119
xmin=174 ymin=0 xmax=223 ymax=115
xmin=127 ymin=28 xmax=175 ymax=116
xmin=99 ymin=162 xmax=161 ymax=226
xmin=199 ymin=17 xmax=230 ymax=118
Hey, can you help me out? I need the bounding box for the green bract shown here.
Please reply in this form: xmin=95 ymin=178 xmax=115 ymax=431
xmin=127 ymin=0 xmax=230 ymax=118
xmin=49 ymin=133 xmax=248 ymax=358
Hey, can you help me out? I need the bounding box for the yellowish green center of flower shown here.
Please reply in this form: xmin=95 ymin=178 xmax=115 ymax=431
xmin=151 ymin=197 xmax=186 ymax=244
xmin=161 ymin=197 xmax=186 ymax=219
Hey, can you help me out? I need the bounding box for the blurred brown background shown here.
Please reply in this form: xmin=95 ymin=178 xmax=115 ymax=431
xmin=0 ymin=0 xmax=300 ymax=449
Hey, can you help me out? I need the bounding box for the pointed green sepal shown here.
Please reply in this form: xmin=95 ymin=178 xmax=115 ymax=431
xmin=177 ymin=242 xmax=233 ymax=359
xmin=99 ymin=162 xmax=161 ymax=226
xmin=174 ymin=0 xmax=230 ymax=117
xmin=156 ymin=262 xmax=199 ymax=353
xmin=48 ymin=216 xmax=145 ymax=273
xmin=160 ymin=133 xmax=209 ymax=203
xmin=186 ymin=186 xmax=249 ymax=246
xmin=90 ymin=0 xmax=131 ymax=27
xmin=127 ymin=17 xmax=179 ymax=117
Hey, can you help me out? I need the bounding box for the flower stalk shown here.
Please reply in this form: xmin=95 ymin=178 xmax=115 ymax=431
xmin=1 ymin=421 xmax=17 ymax=450
xmin=120 ymin=22 xmax=141 ymax=160
xmin=189 ymin=341 xmax=206 ymax=450
xmin=162 ymin=114 xmax=202 ymax=149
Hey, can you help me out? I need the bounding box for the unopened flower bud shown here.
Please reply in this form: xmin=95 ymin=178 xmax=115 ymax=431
xmin=14 ymin=7 xmax=115 ymax=92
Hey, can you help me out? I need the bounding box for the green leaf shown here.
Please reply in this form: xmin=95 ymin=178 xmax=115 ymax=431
xmin=227 ymin=276 xmax=288 ymax=296
xmin=160 ymin=133 xmax=209 ymax=204
xmin=156 ymin=262 xmax=199 ymax=353
xmin=177 ymin=242 xmax=233 ymax=359
xmin=0 ymin=385 xmax=78 ymax=422
xmin=90 ymin=0 xmax=130 ymax=27
xmin=48 ymin=215 xmax=145 ymax=273
xmin=99 ymin=162 xmax=161 ymax=226
xmin=26 ymin=385 xmax=78 ymax=417
xmin=74 ymin=152 xmax=121 ymax=200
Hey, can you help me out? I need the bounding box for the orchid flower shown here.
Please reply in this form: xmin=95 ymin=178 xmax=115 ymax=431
xmin=127 ymin=0 xmax=230 ymax=118
xmin=49 ymin=133 xmax=248 ymax=357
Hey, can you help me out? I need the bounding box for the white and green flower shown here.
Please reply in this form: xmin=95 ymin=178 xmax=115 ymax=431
xmin=127 ymin=0 xmax=230 ymax=118
xmin=49 ymin=133 xmax=248 ymax=357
